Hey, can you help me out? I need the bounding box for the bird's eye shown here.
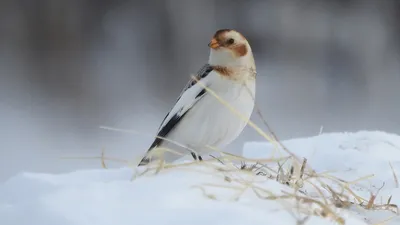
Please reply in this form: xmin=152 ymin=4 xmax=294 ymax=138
xmin=226 ymin=38 xmax=235 ymax=45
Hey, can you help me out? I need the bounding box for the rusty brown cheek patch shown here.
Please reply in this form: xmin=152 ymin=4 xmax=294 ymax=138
xmin=233 ymin=44 xmax=248 ymax=57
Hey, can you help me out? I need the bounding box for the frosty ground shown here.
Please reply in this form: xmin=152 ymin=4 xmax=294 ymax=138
xmin=1 ymin=131 xmax=400 ymax=225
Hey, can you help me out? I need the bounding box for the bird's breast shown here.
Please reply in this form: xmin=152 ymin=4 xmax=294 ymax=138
xmin=210 ymin=73 xmax=256 ymax=105
xmin=164 ymin=72 xmax=256 ymax=154
xmin=188 ymin=77 xmax=255 ymax=148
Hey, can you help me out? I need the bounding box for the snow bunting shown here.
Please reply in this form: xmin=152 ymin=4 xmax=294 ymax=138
xmin=139 ymin=29 xmax=256 ymax=166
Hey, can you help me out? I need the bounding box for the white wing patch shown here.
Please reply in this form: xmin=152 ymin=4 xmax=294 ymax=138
xmin=140 ymin=64 xmax=214 ymax=159
xmin=157 ymin=64 xmax=213 ymax=132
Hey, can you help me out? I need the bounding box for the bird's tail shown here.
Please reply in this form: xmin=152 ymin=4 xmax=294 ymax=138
xmin=138 ymin=156 xmax=150 ymax=167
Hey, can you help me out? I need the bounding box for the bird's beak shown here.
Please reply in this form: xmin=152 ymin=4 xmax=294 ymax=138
xmin=208 ymin=38 xmax=220 ymax=49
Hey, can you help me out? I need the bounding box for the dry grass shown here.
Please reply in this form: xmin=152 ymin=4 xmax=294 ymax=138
xmin=63 ymin=77 xmax=399 ymax=225
xmin=86 ymin=148 xmax=398 ymax=225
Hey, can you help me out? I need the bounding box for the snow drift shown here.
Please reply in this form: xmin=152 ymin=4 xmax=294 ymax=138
xmin=1 ymin=131 xmax=400 ymax=225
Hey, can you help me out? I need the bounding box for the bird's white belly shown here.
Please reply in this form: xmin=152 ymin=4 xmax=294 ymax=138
xmin=165 ymin=80 xmax=255 ymax=156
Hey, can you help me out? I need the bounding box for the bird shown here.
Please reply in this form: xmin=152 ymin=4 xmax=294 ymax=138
xmin=138 ymin=29 xmax=256 ymax=166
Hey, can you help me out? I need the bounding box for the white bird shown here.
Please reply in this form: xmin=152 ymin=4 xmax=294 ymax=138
xmin=138 ymin=29 xmax=256 ymax=166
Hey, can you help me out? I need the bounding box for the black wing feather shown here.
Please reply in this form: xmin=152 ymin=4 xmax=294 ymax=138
xmin=147 ymin=110 xmax=190 ymax=150
xmin=153 ymin=64 xmax=213 ymax=133
xmin=150 ymin=63 xmax=213 ymax=148
xmin=195 ymin=89 xmax=207 ymax=99
xmin=139 ymin=64 xmax=213 ymax=166
xmin=154 ymin=63 xmax=213 ymax=134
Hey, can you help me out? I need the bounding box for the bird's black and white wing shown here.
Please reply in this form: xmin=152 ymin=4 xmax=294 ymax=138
xmin=138 ymin=64 xmax=214 ymax=165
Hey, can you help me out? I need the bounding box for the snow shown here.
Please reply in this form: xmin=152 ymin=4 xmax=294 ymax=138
xmin=1 ymin=131 xmax=400 ymax=225
xmin=243 ymin=131 xmax=400 ymax=224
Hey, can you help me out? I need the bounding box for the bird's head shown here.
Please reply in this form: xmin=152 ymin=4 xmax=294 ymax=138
xmin=208 ymin=29 xmax=254 ymax=68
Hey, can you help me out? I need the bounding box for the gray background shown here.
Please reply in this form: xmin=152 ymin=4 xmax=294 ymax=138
xmin=1 ymin=0 xmax=399 ymax=181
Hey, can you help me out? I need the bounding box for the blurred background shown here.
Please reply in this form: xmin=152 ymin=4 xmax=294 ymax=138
xmin=1 ymin=0 xmax=399 ymax=181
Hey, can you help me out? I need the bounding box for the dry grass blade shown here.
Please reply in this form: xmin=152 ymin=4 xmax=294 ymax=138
xmin=101 ymin=149 xmax=107 ymax=169
xmin=99 ymin=125 xmax=199 ymax=159
xmin=346 ymin=174 xmax=376 ymax=185
xmin=366 ymin=183 xmax=385 ymax=209
xmin=389 ymin=161 xmax=399 ymax=188
xmin=192 ymin=186 xmax=217 ymax=200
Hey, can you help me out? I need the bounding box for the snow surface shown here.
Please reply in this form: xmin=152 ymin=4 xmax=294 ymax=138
xmin=1 ymin=131 xmax=400 ymax=225
xmin=244 ymin=131 xmax=400 ymax=224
